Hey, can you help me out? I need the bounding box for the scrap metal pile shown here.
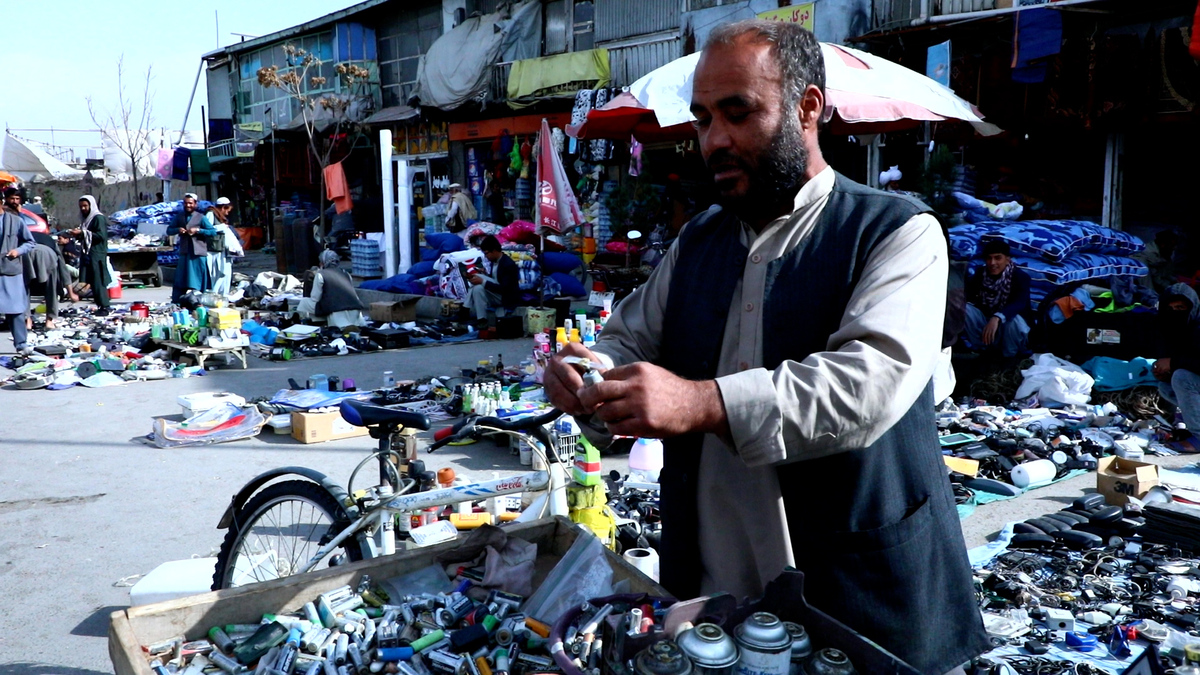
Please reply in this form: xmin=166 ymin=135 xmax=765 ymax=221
xmin=968 ymin=488 xmax=1200 ymax=674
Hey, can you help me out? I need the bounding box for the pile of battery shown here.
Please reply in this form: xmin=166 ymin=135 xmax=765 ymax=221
xmin=139 ymin=576 xmax=554 ymax=675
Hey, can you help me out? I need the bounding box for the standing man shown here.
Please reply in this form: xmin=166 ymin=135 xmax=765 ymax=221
xmin=74 ymin=195 xmax=111 ymax=314
xmin=171 ymin=193 xmax=209 ymax=302
xmin=544 ymin=20 xmax=987 ymax=674
xmin=963 ymin=239 xmax=1032 ymax=361
xmin=466 ymin=235 xmax=519 ymax=328
xmin=444 ymin=183 xmax=477 ymax=233
xmin=0 ymin=188 xmax=36 ymax=353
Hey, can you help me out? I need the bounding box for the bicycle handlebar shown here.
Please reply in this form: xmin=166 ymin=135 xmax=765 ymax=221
xmin=429 ymin=409 xmax=564 ymax=452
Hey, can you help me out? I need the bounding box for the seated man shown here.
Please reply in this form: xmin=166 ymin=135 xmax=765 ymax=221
xmin=1154 ymin=283 xmax=1200 ymax=436
xmin=963 ymin=240 xmax=1032 ymax=360
xmin=466 ymin=235 xmax=519 ymax=328
xmin=298 ymin=250 xmax=367 ymax=329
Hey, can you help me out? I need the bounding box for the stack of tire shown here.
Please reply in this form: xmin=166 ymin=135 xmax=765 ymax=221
xmin=1010 ymin=493 xmax=1144 ymax=550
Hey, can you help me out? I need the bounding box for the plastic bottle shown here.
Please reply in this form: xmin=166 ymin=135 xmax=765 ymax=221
xmin=382 ymin=371 xmax=395 ymax=389
xmin=555 ymin=328 xmax=568 ymax=353
xmin=629 ymin=438 xmax=665 ymax=483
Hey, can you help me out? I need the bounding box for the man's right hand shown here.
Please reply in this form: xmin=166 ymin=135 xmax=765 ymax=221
xmin=545 ymin=342 xmax=605 ymax=416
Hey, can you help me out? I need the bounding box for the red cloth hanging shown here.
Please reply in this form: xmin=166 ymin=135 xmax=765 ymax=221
xmin=323 ymin=161 xmax=353 ymax=215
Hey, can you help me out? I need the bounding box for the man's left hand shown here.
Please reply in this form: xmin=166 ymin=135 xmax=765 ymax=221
xmin=469 ymin=275 xmax=484 ymax=286
xmin=576 ymin=362 xmax=728 ymax=439
xmin=983 ymin=316 xmax=1001 ymax=345
xmin=5 ymin=249 xmax=18 ymax=259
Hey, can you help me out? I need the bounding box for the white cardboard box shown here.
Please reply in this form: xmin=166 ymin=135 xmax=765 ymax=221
xmin=178 ymin=392 xmax=247 ymax=416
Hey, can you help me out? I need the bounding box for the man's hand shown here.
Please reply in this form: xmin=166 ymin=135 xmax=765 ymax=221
xmin=982 ymin=316 xmax=1001 ymax=345
xmin=578 ymin=362 xmax=729 ymax=439
xmin=178 ymin=227 xmax=189 ymax=235
xmin=469 ymin=275 xmax=484 ymax=286
xmin=1154 ymin=358 xmax=1172 ymax=380
xmin=545 ymin=342 xmax=604 ymax=416
xmin=5 ymin=249 xmax=18 ymax=259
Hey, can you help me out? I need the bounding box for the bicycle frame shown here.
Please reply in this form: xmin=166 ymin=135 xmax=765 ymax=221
xmin=298 ymin=463 xmax=562 ymax=575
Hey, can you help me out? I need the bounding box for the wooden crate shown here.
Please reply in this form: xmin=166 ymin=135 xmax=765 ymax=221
xmin=109 ymin=518 xmax=666 ymax=675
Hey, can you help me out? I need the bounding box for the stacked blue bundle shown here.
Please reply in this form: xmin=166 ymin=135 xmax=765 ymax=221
xmin=350 ymin=239 xmax=382 ymax=277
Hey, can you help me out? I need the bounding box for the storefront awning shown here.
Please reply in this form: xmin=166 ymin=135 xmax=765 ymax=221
xmin=507 ymin=49 xmax=610 ymax=107
xmin=364 ymin=105 xmax=420 ymax=125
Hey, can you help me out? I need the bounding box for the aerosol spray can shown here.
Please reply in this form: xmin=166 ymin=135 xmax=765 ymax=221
xmin=804 ymin=649 xmax=856 ymax=675
xmin=733 ymin=613 xmax=791 ymax=675
xmin=783 ymin=623 xmax=812 ymax=675
xmin=676 ymin=624 xmax=740 ymax=675
xmin=634 ymin=640 xmax=694 ymax=675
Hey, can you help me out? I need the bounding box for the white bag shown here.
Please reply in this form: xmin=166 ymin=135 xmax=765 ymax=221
xmin=1015 ymin=353 xmax=1094 ymax=407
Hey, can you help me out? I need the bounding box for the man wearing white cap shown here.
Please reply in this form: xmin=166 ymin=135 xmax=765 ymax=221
xmin=204 ymin=197 xmax=242 ymax=295
xmin=444 ymin=183 xmax=476 ymax=233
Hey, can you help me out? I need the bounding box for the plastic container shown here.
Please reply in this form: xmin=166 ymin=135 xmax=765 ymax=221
xmin=107 ymin=281 xmax=122 ymax=299
xmin=129 ymin=558 xmax=218 ymax=606
xmin=308 ymin=374 xmax=330 ymax=391
xmin=630 ymin=438 xmax=664 ymax=482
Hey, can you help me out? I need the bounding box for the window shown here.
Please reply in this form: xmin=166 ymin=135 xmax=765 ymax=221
xmin=686 ymin=0 xmax=741 ymax=10
xmin=236 ymin=33 xmax=338 ymax=126
xmin=573 ymin=1 xmax=595 ymax=52
xmin=378 ymin=5 xmax=443 ymax=108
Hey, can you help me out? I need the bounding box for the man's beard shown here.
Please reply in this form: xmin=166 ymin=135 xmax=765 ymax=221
xmin=711 ymin=111 xmax=809 ymax=222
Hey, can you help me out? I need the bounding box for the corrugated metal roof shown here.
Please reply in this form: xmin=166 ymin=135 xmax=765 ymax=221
xmin=609 ymin=38 xmax=681 ymax=88
xmin=205 ymin=0 xmax=393 ymax=58
xmin=595 ymin=0 xmax=680 ymax=43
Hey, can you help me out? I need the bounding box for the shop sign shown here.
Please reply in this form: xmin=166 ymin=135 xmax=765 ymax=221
xmin=757 ymin=3 xmax=815 ymax=32
xmin=235 ymin=122 xmax=262 ymax=158
xmin=394 ymin=121 xmax=449 ymax=157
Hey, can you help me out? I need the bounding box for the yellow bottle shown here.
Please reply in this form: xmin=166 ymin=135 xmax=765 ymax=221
xmin=556 ymin=327 xmax=568 ymax=352
xmin=570 ymin=328 xmax=580 ymax=343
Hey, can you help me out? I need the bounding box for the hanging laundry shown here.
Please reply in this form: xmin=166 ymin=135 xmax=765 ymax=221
xmin=190 ymin=149 xmax=212 ymax=186
xmin=1011 ymin=8 xmax=1063 ymax=84
xmin=155 ymin=148 xmax=174 ymax=181
xmin=324 ymin=161 xmax=353 ymax=214
xmin=172 ymin=147 xmax=191 ymax=182
xmin=569 ymin=90 xmax=594 ymax=156
xmin=589 ymin=89 xmax=613 ymax=162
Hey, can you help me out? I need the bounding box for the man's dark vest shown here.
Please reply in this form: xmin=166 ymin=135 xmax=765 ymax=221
xmin=315 ymin=268 xmax=367 ymax=316
xmin=656 ymin=173 xmax=989 ymax=675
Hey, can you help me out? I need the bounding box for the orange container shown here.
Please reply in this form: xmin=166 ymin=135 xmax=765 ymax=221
xmin=107 ymin=281 xmax=122 ymax=299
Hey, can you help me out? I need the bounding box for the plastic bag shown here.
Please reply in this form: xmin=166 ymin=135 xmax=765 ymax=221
xmin=151 ymin=402 xmax=266 ymax=448
xmin=379 ymin=563 xmax=453 ymax=601
xmin=1015 ymin=353 xmax=1094 ymax=407
xmin=521 ymin=530 xmax=613 ymax=624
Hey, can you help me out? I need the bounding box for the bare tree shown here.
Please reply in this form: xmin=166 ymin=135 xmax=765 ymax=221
xmin=87 ymin=55 xmax=155 ymax=206
xmin=258 ymin=45 xmax=372 ymax=240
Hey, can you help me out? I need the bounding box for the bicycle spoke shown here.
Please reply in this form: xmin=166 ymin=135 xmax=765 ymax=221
xmin=228 ymin=496 xmax=336 ymax=587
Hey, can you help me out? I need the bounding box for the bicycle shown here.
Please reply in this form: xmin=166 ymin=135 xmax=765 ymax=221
xmin=211 ymin=400 xmax=572 ymax=590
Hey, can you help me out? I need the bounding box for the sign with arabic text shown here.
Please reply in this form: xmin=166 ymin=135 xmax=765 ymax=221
xmin=757 ymin=3 xmax=815 ymax=32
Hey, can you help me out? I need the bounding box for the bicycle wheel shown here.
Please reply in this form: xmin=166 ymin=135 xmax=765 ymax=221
xmin=212 ymin=480 xmax=362 ymax=590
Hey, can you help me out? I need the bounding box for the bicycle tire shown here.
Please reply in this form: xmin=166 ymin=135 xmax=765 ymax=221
xmin=212 ymin=480 xmax=362 ymax=590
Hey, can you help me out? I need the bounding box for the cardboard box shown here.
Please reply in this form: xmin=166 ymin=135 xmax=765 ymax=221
xmin=1097 ymin=455 xmax=1160 ymax=506
xmin=109 ymin=518 xmax=666 ymax=675
xmin=291 ymin=410 xmax=369 ymax=444
xmin=369 ymin=298 xmax=421 ymax=324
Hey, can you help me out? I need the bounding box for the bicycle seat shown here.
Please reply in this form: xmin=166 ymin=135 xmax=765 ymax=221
xmin=339 ymin=400 xmax=431 ymax=430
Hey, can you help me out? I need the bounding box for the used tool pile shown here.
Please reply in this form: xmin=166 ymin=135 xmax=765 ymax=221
xmin=970 ymin=488 xmax=1200 ymax=673
xmin=938 ymin=396 xmax=1186 ymax=512
xmin=137 ymin=566 xmax=879 ymax=675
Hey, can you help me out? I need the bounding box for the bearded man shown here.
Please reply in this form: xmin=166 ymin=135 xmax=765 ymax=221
xmin=543 ymin=19 xmax=987 ymax=675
